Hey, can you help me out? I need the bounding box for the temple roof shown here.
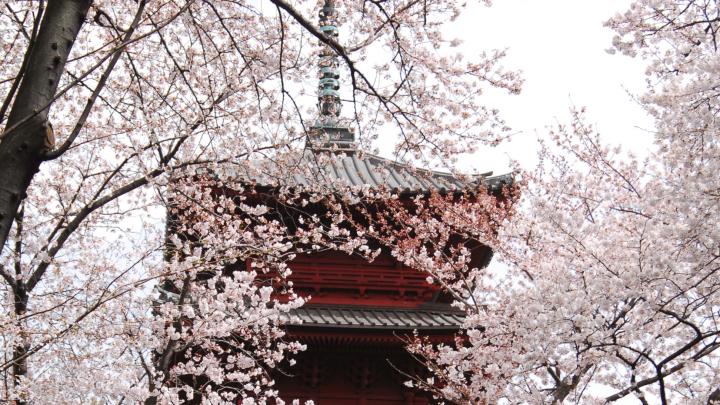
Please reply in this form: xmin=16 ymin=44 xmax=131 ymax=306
xmin=282 ymin=305 xmax=465 ymax=330
xmin=229 ymin=149 xmax=512 ymax=195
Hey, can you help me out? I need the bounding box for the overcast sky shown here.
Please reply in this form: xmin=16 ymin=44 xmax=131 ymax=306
xmin=448 ymin=0 xmax=655 ymax=174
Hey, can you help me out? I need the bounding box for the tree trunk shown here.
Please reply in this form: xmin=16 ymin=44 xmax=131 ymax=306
xmin=11 ymin=284 xmax=28 ymax=405
xmin=0 ymin=0 xmax=92 ymax=253
xmin=708 ymin=388 xmax=720 ymax=404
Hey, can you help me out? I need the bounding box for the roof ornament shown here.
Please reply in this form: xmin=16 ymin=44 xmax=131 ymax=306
xmin=318 ymin=0 xmax=341 ymax=121
xmin=309 ymin=0 xmax=356 ymax=151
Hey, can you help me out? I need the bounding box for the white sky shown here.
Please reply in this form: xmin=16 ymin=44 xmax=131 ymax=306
xmin=448 ymin=0 xmax=656 ymax=174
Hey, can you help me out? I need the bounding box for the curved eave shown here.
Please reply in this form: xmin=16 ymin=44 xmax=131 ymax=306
xmin=224 ymin=150 xmax=514 ymax=196
xmin=281 ymin=305 xmax=465 ymax=331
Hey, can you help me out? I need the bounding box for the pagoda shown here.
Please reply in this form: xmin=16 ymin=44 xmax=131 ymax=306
xmin=154 ymin=1 xmax=511 ymax=402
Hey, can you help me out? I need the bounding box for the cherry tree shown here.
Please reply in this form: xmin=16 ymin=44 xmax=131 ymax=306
xmin=410 ymin=1 xmax=720 ymax=403
xmin=0 ymin=0 xmax=521 ymax=403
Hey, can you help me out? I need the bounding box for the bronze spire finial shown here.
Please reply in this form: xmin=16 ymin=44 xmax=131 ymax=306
xmin=317 ymin=0 xmax=341 ymax=124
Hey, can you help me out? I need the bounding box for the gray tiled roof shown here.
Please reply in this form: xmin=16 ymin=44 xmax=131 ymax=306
xmin=154 ymin=286 xmax=464 ymax=330
xmin=230 ymin=150 xmax=512 ymax=194
xmin=282 ymin=305 xmax=465 ymax=330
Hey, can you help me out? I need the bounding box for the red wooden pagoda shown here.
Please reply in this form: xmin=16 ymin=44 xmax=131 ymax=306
xmin=156 ymin=1 xmax=510 ymax=402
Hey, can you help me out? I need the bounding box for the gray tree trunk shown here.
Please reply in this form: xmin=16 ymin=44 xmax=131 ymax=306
xmin=0 ymin=0 xmax=92 ymax=254
xmin=11 ymin=285 xmax=28 ymax=405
